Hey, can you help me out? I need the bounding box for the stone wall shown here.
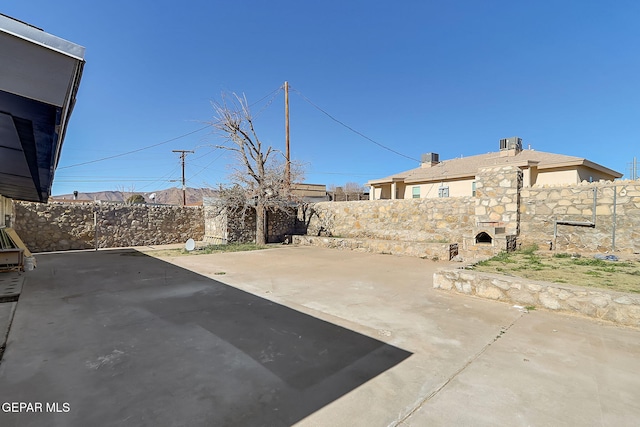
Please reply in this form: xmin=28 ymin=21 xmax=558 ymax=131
xmin=203 ymin=202 xmax=297 ymax=244
xmin=297 ymin=177 xmax=640 ymax=258
xmin=14 ymin=202 xmax=204 ymax=252
xmin=433 ymin=268 xmax=640 ymax=327
xmin=519 ymin=181 xmax=640 ymax=254
xmin=303 ymin=197 xmax=475 ymax=243
xmin=293 ymin=235 xmax=456 ymax=259
xmin=474 ymin=165 xmax=522 ymax=237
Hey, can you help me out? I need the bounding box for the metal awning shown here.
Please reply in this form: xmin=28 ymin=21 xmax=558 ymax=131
xmin=0 ymin=14 xmax=85 ymax=202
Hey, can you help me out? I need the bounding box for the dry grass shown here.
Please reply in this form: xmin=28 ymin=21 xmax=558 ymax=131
xmin=144 ymin=243 xmax=269 ymax=258
xmin=471 ymin=245 xmax=640 ymax=294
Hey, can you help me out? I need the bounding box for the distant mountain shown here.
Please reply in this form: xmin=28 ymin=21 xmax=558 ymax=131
xmin=52 ymin=187 xmax=219 ymax=205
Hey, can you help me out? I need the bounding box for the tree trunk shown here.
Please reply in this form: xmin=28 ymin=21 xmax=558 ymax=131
xmin=255 ymin=203 xmax=266 ymax=245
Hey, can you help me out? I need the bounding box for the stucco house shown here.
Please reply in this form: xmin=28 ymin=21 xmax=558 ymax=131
xmin=367 ymin=137 xmax=623 ymax=200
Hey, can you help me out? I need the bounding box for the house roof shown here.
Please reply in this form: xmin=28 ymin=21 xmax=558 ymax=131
xmin=0 ymin=14 xmax=85 ymax=202
xmin=368 ymin=149 xmax=623 ymax=185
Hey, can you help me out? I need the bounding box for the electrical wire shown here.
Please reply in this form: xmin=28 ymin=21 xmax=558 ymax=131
xmin=187 ymin=151 xmax=227 ymax=182
xmin=291 ymin=87 xmax=421 ymax=163
xmin=58 ymin=124 xmax=213 ymax=169
xmin=137 ymin=164 xmax=181 ymax=191
xmin=249 ymin=86 xmax=283 ymax=108
xmin=254 ymin=86 xmax=283 ymax=118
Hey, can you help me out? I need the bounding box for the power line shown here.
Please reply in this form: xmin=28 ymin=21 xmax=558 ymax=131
xmin=58 ymin=125 xmax=212 ymax=169
xmin=291 ymin=87 xmax=421 ymax=163
xmin=137 ymin=163 xmax=181 ymax=191
xmin=187 ymin=151 xmax=226 ymax=182
xmin=55 ymin=179 xmax=173 ymax=183
xmin=250 ymin=86 xmax=283 ymax=109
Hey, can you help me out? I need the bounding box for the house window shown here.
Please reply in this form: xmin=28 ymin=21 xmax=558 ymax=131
xmin=438 ymin=186 xmax=449 ymax=198
xmin=412 ymin=186 xmax=420 ymax=199
xmin=472 ymin=181 xmax=476 ymax=197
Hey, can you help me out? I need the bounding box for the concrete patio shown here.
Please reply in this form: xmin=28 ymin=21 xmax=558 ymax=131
xmin=0 ymin=246 xmax=639 ymax=426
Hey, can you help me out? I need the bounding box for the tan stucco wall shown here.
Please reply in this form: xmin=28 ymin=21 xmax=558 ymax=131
xmin=404 ymin=178 xmax=476 ymax=199
xmin=576 ymin=166 xmax=618 ymax=183
xmin=373 ymin=186 xmax=392 ymax=200
xmin=534 ymin=168 xmax=579 ymax=186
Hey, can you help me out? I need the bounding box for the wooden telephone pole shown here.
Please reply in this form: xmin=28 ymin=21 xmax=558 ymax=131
xmin=172 ymin=150 xmax=194 ymax=206
xmin=284 ymin=81 xmax=291 ymax=188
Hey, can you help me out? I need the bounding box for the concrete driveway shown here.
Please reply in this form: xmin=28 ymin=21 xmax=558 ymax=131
xmin=0 ymin=246 xmax=639 ymax=426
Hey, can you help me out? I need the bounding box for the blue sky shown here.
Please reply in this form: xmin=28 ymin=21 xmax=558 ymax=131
xmin=4 ymin=1 xmax=640 ymax=195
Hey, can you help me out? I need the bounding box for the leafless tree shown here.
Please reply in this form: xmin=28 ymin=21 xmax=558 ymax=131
xmin=116 ymin=184 xmax=138 ymax=204
xmin=209 ymin=93 xmax=303 ymax=245
xmin=328 ymin=181 xmax=366 ymax=201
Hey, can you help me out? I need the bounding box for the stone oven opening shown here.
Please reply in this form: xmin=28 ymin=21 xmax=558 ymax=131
xmin=475 ymin=231 xmax=493 ymax=244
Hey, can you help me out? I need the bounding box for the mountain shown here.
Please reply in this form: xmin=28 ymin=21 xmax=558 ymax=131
xmin=52 ymin=187 xmax=219 ymax=205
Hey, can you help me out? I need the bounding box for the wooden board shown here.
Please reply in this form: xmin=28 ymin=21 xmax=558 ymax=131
xmin=3 ymin=228 xmax=33 ymax=257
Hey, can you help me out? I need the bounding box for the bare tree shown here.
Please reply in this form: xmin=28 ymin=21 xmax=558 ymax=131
xmin=343 ymin=181 xmax=365 ymax=195
xmin=116 ymin=184 xmax=138 ymax=204
xmin=210 ymin=93 xmax=303 ymax=245
xmin=328 ymin=181 xmax=366 ymax=201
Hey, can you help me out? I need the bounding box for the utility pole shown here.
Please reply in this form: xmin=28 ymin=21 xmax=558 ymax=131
xmin=627 ymin=157 xmax=638 ymax=180
xmin=173 ymin=150 xmax=194 ymax=206
xmin=284 ymin=81 xmax=290 ymax=189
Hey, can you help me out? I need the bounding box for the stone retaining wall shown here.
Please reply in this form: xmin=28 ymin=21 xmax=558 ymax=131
xmin=303 ymin=197 xmax=475 ymax=243
xmin=292 ymin=235 xmax=455 ymax=259
xmin=433 ymin=268 xmax=640 ymax=327
xmin=14 ymin=202 xmax=204 ymax=252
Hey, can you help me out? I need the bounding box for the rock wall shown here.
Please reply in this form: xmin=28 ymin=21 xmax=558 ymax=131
xmin=203 ymin=203 xmax=297 ymax=244
xmin=14 ymin=202 xmax=204 ymax=252
xmin=299 ymin=178 xmax=640 ymax=257
xmin=303 ymin=197 xmax=475 ymax=243
xmin=474 ymin=165 xmax=522 ymax=236
xmin=293 ymin=235 xmax=455 ymax=259
xmin=520 ymin=182 xmax=640 ymax=253
xmin=434 ymin=268 xmax=640 ymax=327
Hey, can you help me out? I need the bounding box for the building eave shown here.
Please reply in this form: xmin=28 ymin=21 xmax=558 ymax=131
xmin=0 ymin=14 xmax=85 ymax=202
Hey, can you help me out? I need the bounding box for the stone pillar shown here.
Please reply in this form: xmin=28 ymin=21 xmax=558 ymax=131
xmin=471 ymin=165 xmax=523 ymax=252
xmin=391 ymin=182 xmax=397 ymax=200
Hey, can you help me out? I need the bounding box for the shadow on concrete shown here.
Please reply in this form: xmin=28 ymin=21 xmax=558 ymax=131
xmin=0 ymin=249 xmax=411 ymax=426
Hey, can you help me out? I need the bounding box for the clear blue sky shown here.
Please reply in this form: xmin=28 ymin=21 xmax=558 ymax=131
xmin=4 ymin=1 xmax=640 ymax=195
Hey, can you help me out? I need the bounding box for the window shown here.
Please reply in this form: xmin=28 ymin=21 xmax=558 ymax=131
xmin=412 ymin=186 xmax=420 ymax=199
xmin=438 ymin=186 xmax=449 ymax=198
xmin=472 ymin=181 xmax=477 ymax=197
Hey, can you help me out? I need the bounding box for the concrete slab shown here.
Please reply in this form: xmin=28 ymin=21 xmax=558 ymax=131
xmin=0 ymin=246 xmax=638 ymax=426
xmin=0 ymin=301 xmax=16 ymax=352
xmin=400 ymin=310 xmax=640 ymax=426
xmin=0 ymin=272 xmax=22 ymax=302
